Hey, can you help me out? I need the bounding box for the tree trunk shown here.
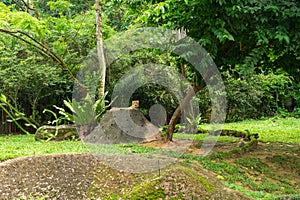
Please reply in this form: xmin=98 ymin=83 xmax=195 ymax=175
xmin=95 ymin=0 xmax=106 ymax=97
xmin=167 ymin=85 xmax=204 ymax=141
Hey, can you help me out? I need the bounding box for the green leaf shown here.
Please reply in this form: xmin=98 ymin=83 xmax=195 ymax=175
xmin=0 ymin=94 xmax=7 ymax=103
xmin=47 ymin=0 xmax=72 ymax=12
xmin=63 ymin=100 xmax=76 ymax=113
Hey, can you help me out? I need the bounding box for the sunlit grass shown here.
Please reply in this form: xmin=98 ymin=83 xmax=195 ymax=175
xmin=1 ymin=117 xmax=299 ymax=199
xmin=0 ymin=134 xmax=89 ymax=161
xmin=0 ymin=135 xmax=177 ymax=162
xmin=200 ymin=117 xmax=300 ymax=144
xmin=1 ymin=117 xmax=298 ymax=162
xmin=174 ymin=133 xmax=239 ymax=143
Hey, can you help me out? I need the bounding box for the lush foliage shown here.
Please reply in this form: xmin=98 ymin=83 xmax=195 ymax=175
xmin=0 ymin=94 xmax=37 ymax=134
xmin=51 ymin=91 xmax=113 ymax=125
xmin=0 ymin=1 xmax=115 ymax=126
xmin=102 ymin=0 xmax=300 ymax=123
xmin=0 ymin=1 xmax=299 ymax=199
xmin=106 ymin=48 xmax=181 ymax=120
xmin=196 ymin=72 xmax=299 ymax=121
xmin=0 ymin=0 xmax=299 ymax=131
xmin=136 ymin=0 xmax=300 ymax=77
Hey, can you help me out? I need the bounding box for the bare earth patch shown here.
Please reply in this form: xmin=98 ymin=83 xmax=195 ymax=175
xmin=0 ymin=153 xmax=98 ymax=199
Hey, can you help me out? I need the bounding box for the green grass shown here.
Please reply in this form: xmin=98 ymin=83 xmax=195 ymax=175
xmin=1 ymin=117 xmax=299 ymax=199
xmin=0 ymin=134 xmax=89 ymax=161
xmin=0 ymin=135 xmax=177 ymax=162
xmin=174 ymin=133 xmax=240 ymax=143
xmin=1 ymin=117 xmax=298 ymax=162
xmin=172 ymin=117 xmax=300 ymax=199
xmin=180 ymin=152 xmax=300 ymax=199
xmin=200 ymin=117 xmax=300 ymax=143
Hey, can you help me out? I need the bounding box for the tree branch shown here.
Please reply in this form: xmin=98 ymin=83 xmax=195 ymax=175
xmin=0 ymin=28 xmax=77 ymax=81
xmin=21 ymin=0 xmax=39 ymax=18
xmin=12 ymin=0 xmax=26 ymax=12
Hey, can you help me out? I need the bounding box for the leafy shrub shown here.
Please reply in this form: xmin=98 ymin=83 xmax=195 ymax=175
xmin=51 ymin=92 xmax=113 ymax=125
xmin=196 ymin=72 xmax=298 ymax=122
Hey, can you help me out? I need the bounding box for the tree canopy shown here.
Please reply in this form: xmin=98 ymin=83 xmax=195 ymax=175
xmin=0 ymin=0 xmax=299 ymax=134
xmin=133 ymin=0 xmax=300 ymax=78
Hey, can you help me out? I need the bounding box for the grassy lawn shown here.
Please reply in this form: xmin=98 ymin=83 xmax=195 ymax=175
xmin=0 ymin=134 xmax=163 ymax=161
xmin=0 ymin=134 xmax=89 ymax=161
xmin=219 ymin=117 xmax=300 ymax=144
xmin=190 ymin=117 xmax=300 ymax=144
xmin=0 ymin=117 xmax=299 ymax=199
xmin=1 ymin=117 xmax=298 ymax=162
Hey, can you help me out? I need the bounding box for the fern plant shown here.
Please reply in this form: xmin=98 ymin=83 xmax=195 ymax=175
xmin=0 ymin=94 xmax=37 ymax=135
xmin=51 ymin=91 xmax=113 ymax=126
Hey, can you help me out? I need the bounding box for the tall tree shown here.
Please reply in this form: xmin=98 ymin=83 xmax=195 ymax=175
xmin=95 ymin=0 xmax=106 ymax=97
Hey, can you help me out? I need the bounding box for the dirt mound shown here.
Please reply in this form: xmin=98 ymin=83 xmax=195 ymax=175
xmin=0 ymin=154 xmax=252 ymax=199
xmin=0 ymin=153 xmax=97 ymax=199
xmin=90 ymin=158 xmax=253 ymax=200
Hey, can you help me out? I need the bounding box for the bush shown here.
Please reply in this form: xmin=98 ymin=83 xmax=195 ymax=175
xmin=196 ymin=72 xmax=298 ymax=122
